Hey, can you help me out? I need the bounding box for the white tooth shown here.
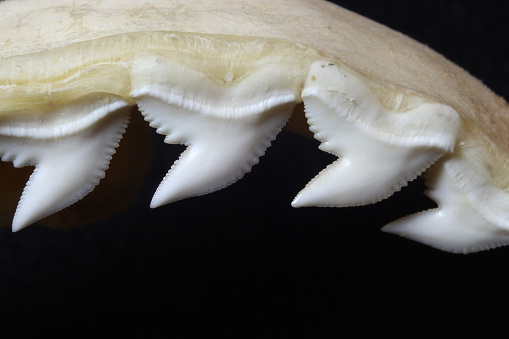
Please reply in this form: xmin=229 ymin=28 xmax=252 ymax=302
xmin=0 ymin=96 xmax=131 ymax=231
xmin=293 ymin=61 xmax=460 ymax=207
xmin=383 ymin=157 xmax=509 ymax=253
xmin=130 ymin=53 xmax=303 ymax=208
xmin=135 ymin=94 xmax=293 ymax=208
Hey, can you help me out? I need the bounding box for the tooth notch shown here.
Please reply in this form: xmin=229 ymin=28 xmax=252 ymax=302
xmin=293 ymin=61 xmax=460 ymax=208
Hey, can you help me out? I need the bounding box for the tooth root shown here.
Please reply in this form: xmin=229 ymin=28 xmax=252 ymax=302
xmin=293 ymin=61 xmax=460 ymax=208
xmin=0 ymin=102 xmax=131 ymax=231
xmin=135 ymin=94 xmax=293 ymax=208
xmin=382 ymin=160 xmax=509 ymax=253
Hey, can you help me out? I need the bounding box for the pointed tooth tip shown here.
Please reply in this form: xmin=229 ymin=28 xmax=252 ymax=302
xmin=381 ymin=208 xmax=509 ymax=254
xmin=150 ymin=194 xmax=165 ymax=209
xmin=381 ymin=220 xmax=415 ymax=239
xmin=11 ymin=214 xmax=32 ymax=232
xmin=291 ymin=187 xmax=341 ymax=208
xmin=150 ymin=190 xmax=182 ymax=209
xmin=291 ymin=194 xmax=312 ymax=208
xmin=12 ymin=224 xmax=25 ymax=233
xmin=290 ymin=199 xmax=302 ymax=208
xmin=150 ymin=198 xmax=165 ymax=209
xmin=291 ymin=180 xmax=353 ymax=208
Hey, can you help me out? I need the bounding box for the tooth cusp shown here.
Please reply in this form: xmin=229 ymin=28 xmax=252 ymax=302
xmin=383 ymin=155 xmax=509 ymax=253
xmin=136 ymin=93 xmax=294 ymax=208
xmin=1 ymin=97 xmax=132 ymax=231
xmin=293 ymin=61 xmax=460 ymax=208
xmin=130 ymin=52 xmax=304 ymax=208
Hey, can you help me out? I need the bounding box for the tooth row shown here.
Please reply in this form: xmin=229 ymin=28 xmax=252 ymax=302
xmin=0 ymin=53 xmax=306 ymax=230
xmin=4 ymin=56 xmax=497 ymax=255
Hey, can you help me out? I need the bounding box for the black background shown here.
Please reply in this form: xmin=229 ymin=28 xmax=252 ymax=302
xmin=1 ymin=1 xmax=509 ymax=337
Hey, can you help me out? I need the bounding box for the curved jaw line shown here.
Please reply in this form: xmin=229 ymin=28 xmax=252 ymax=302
xmin=1 ymin=32 xmax=508 ymax=253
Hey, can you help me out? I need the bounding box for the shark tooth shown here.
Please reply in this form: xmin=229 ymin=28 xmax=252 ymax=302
xmin=383 ymin=151 xmax=509 ymax=253
xmin=130 ymin=52 xmax=302 ymax=207
xmin=0 ymin=95 xmax=131 ymax=231
xmin=292 ymin=61 xmax=460 ymax=207
xmin=1 ymin=0 xmax=509 ymax=253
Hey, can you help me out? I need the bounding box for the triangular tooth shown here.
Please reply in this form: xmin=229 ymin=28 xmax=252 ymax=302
xmin=2 ymin=102 xmax=131 ymax=231
xmin=291 ymin=95 xmax=443 ymax=208
xmin=135 ymin=94 xmax=293 ymax=208
xmin=382 ymin=162 xmax=509 ymax=253
xmin=381 ymin=208 xmax=509 ymax=254
xmin=129 ymin=50 xmax=307 ymax=208
xmin=293 ymin=61 xmax=459 ymax=208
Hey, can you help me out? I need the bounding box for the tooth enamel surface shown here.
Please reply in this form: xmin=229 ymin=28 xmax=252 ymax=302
xmin=2 ymin=0 xmax=509 ymax=253
xmin=128 ymin=45 xmax=309 ymax=207
xmin=137 ymin=96 xmax=294 ymax=208
xmin=293 ymin=62 xmax=459 ymax=207
xmin=383 ymin=152 xmax=509 ymax=253
xmin=0 ymin=95 xmax=131 ymax=231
